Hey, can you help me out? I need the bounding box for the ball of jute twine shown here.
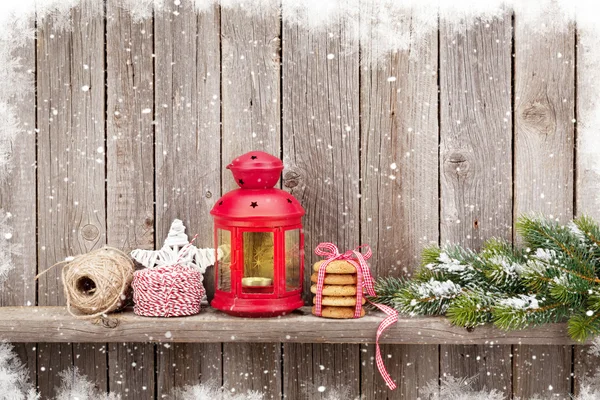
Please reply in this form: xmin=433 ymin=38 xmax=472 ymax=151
xmin=36 ymin=247 xmax=135 ymax=320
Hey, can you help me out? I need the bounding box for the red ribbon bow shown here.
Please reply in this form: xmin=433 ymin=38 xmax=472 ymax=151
xmin=314 ymin=242 xmax=399 ymax=390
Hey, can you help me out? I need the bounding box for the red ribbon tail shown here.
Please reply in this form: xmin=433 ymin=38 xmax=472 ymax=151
xmin=369 ymin=300 xmax=399 ymax=390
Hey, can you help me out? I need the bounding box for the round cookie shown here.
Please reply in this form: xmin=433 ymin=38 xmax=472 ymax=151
xmin=310 ymin=284 xmax=357 ymax=296
xmin=312 ymin=305 xmax=366 ymax=319
xmin=312 ymin=260 xmax=357 ymax=274
xmin=310 ymin=272 xmax=357 ymax=285
xmin=312 ymin=296 xmax=366 ymax=306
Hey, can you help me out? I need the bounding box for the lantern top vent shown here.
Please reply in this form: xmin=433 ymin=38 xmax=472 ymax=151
xmin=211 ymin=151 xmax=304 ymax=223
xmin=227 ymin=151 xmax=283 ymax=189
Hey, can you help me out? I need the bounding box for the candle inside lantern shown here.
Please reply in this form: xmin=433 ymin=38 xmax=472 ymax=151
xmin=242 ymin=277 xmax=273 ymax=287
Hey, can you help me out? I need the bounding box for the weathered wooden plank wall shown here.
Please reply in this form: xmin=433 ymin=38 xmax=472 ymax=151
xmin=282 ymin=1 xmax=361 ymax=398
xmin=574 ymin=26 xmax=600 ymax=397
xmin=222 ymin=1 xmax=282 ymax=397
xmin=440 ymin=11 xmax=514 ymax=396
xmin=154 ymin=0 xmax=223 ymax=398
xmin=359 ymin=4 xmax=439 ymax=399
xmin=36 ymin=1 xmax=108 ymax=397
xmin=0 ymin=1 xmax=595 ymax=399
xmin=0 ymin=5 xmax=37 ymax=390
xmin=513 ymin=11 xmax=576 ymax=399
xmin=106 ymin=0 xmax=156 ymax=397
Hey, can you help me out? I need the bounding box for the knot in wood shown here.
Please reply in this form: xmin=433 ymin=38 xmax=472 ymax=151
xmin=81 ymin=224 xmax=100 ymax=241
xmin=144 ymin=216 xmax=154 ymax=227
xmin=520 ymin=100 xmax=556 ymax=136
xmin=100 ymin=316 xmax=119 ymax=329
xmin=284 ymin=171 xmax=300 ymax=188
xmin=444 ymin=151 xmax=471 ymax=178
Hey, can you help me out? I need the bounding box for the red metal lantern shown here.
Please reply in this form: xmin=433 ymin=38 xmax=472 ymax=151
xmin=210 ymin=151 xmax=305 ymax=317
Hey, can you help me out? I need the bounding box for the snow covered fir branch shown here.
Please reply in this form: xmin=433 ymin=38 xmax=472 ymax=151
xmin=373 ymin=215 xmax=600 ymax=342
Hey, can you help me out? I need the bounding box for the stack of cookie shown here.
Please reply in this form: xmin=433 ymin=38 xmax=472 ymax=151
xmin=310 ymin=260 xmax=366 ymax=319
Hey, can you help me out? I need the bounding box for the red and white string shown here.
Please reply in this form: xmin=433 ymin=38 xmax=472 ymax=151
xmin=132 ymin=235 xmax=206 ymax=317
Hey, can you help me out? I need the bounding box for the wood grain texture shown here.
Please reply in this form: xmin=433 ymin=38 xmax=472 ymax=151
xmin=283 ymin=343 xmax=360 ymax=400
xmin=0 ymin=306 xmax=590 ymax=345
xmin=573 ymin=345 xmax=600 ymax=396
xmin=223 ymin=343 xmax=281 ymax=399
xmin=156 ymin=343 xmax=222 ymax=398
xmin=282 ymin=1 xmax=360 ymax=398
xmin=359 ymin=7 xmax=440 ymax=398
xmin=514 ymin=345 xmax=572 ymax=399
xmin=220 ymin=1 xmax=283 ymax=397
xmin=0 ymin=13 xmax=37 ymax=386
xmin=0 ymin=17 xmax=36 ymax=308
xmin=514 ymin=18 xmax=575 ymax=223
xmin=514 ymin=13 xmax=576 ymax=400
xmin=440 ymin=345 xmax=512 ymax=395
xmin=154 ymin=0 xmax=223 ymax=396
xmin=361 ymin=344 xmax=438 ymax=399
xmin=154 ymin=0 xmax=221 ymax=255
xmin=36 ymin=1 xmax=106 ymax=397
xmin=221 ymin=0 xmax=281 ymax=180
xmin=37 ymin=343 xmax=108 ymax=398
xmin=575 ymin=28 xmax=600 ymax=397
xmin=106 ymin=2 xmax=155 ymax=398
xmin=108 ymin=343 xmax=154 ymax=398
xmin=36 ymin=343 xmax=73 ymax=397
xmin=576 ymin=29 xmax=600 ymax=220
xmin=439 ymin=13 xmax=513 ymax=394
xmin=106 ymin=0 xmax=154 ymax=252
xmin=360 ymin=8 xmax=439 ymax=279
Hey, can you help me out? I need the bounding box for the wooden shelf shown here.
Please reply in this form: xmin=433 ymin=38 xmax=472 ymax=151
xmin=0 ymin=306 xmax=586 ymax=345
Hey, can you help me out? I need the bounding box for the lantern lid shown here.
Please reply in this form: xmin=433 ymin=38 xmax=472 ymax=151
xmin=211 ymin=188 xmax=304 ymax=221
xmin=212 ymin=151 xmax=304 ymax=222
xmin=227 ymin=151 xmax=283 ymax=189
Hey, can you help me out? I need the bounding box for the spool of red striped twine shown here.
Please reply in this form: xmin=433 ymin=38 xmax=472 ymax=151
xmin=132 ymin=234 xmax=205 ymax=317
xmin=132 ymin=265 xmax=205 ymax=317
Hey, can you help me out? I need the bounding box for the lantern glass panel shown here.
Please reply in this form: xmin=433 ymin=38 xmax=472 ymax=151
xmin=242 ymin=231 xmax=275 ymax=294
xmin=285 ymin=229 xmax=301 ymax=292
xmin=217 ymin=229 xmax=232 ymax=292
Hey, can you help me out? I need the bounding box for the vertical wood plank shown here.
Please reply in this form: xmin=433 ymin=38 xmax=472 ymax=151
xmin=157 ymin=343 xmax=223 ymax=397
xmin=513 ymin=12 xmax=575 ymax=400
xmin=361 ymin=344 xmax=438 ymax=399
xmin=108 ymin=343 xmax=155 ymax=397
xmin=514 ymin=19 xmax=575 ymax=222
xmin=283 ymin=343 xmax=360 ymax=399
xmin=36 ymin=1 xmax=107 ymax=397
xmin=282 ymin=1 xmax=360 ymax=398
xmin=0 ymin=19 xmax=36 ymax=308
xmin=221 ymin=0 xmax=281 ymax=169
xmin=359 ymin=7 xmax=439 ymax=398
xmin=282 ymin=343 xmax=312 ymax=397
xmin=439 ymin=13 xmax=513 ymax=395
xmin=223 ymin=343 xmax=282 ymax=398
xmin=574 ymin=26 xmax=599 ymax=397
xmin=220 ymin=1 xmax=282 ymax=398
xmin=106 ymin=1 xmax=155 ymax=398
xmin=106 ymin=0 xmax=155 ymax=252
xmin=440 ymin=344 xmax=512 ymax=392
xmin=573 ymin=345 xmax=600 ymax=396
xmin=513 ymin=345 xmax=572 ymax=398
xmin=0 ymin=12 xmax=37 ymax=383
xmin=154 ymin=0 xmax=222 ymax=397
